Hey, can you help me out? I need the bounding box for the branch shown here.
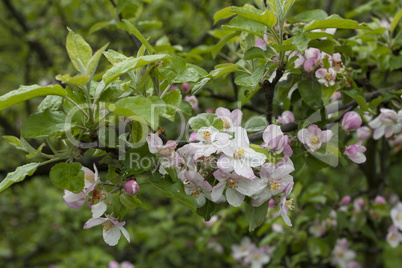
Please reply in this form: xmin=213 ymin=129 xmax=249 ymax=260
xmin=263 ymin=68 xmax=284 ymax=124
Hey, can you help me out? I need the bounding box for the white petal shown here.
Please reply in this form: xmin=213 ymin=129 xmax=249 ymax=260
xmin=83 ymin=217 xmax=107 ymax=229
xmin=117 ymin=226 xmax=130 ymax=243
xmin=103 ymin=226 xmax=121 ymax=246
xmin=226 ymin=188 xmax=245 ymax=207
xmin=91 ymin=201 xmax=107 ymax=218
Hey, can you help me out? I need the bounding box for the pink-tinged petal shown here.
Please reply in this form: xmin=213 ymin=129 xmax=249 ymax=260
xmin=255 ymin=37 xmax=267 ymax=50
xmin=189 ymin=132 xmax=198 ymax=141
xmin=233 ymin=127 xmax=250 ymax=148
xmin=215 ymin=107 xmax=230 ymax=118
xmin=121 ymin=262 xmax=134 ymax=268
xmin=320 ymin=130 xmax=333 ymax=143
xmin=280 ymin=205 xmax=292 ymax=227
xmin=237 ymin=178 xmax=266 ymax=196
xmin=283 ymin=144 xmax=293 ymax=157
xmin=165 ymin=140 xmax=178 ymax=149
xmin=146 ymin=134 xmax=162 ymax=153
xmin=308 ymin=124 xmax=321 ymax=137
xmin=297 ymin=129 xmax=310 ymax=144
xmin=303 ymin=58 xmax=316 ymax=72
xmin=211 ymin=181 xmax=226 ymax=202
xmin=349 ymin=153 xmax=366 ymax=164
xmin=234 ymin=165 xmax=255 ymax=179
xmin=108 ymin=261 xmax=120 ymax=268
xmin=195 ymin=194 xmax=206 ymax=207
xmin=217 ymin=155 xmax=234 ymax=173
xmin=226 ymin=188 xmax=245 ymax=207
xmin=63 ymin=190 xmax=86 ymax=209
xmin=315 ymin=68 xmax=327 ymax=79
xmin=108 ymin=218 xmax=126 ymax=226
xmin=384 ymin=125 xmax=395 ymax=138
xmin=346 ymin=145 xmax=357 ymax=157
xmin=373 ymin=126 xmax=385 ymax=140
xmin=91 ymin=201 xmax=107 ymax=218
xmin=83 ymin=217 xmax=107 ymax=229
xmin=103 ymin=226 xmax=121 ymax=246
xmin=230 ymin=109 xmax=243 ymax=127
xmin=117 ymin=226 xmax=130 ymax=243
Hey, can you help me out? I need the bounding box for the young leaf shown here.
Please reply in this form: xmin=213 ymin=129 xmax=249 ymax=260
xmin=0 ymin=163 xmax=40 ymax=193
xmin=66 ymin=28 xmax=93 ymax=74
xmin=304 ymin=15 xmax=370 ymax=31
xmin=122 ymin=20 xmax=155 ymax=54
xmin=0 ymin=85 xmax=66 ymax=112
xmin=291 ymin=9 xmax=328 ymax=23
xmin=87 ymin=42 xmax=109 ymax=78
xmin=161 ymin=89 xmax=182 ymax=121
xmin=230 ymin=6 xmax=277 ymax=28
xmin=188 ymin=113 xmax=224 ymax=132
xmin=223 ymin=15 xmax=266 ymax=38
xmin=120 ymin=194 xmax=151 ymax=210
xmin=298 ymin=80 xmax=323 ymax=110
xmin=191 ymin=78 xmax=211 ymax=95
xmin=49 ymin=162 xmax=85 ymax=193
xmin=213 ymin=7 xmax=235 ymax=24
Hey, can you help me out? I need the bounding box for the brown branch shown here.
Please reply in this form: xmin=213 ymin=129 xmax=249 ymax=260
xmin=263 ymin=68 xmax=284 ymax=124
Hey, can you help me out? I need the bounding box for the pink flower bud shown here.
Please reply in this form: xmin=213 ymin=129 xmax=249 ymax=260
xmin=182 ymin=82 xmax=190 ymax=91
xmin=170 ymin=85 xmax=179 ymax=91
xmin=109 ymin=261 xmax=120 ymax=268
xmin=342 ymin=111 xmax=362 ymax=131
xmin=189 ymin=132 xmax=198 ymax=141
xmin=341 ymin=195 xmax=351 ymax=205
xmin=353 ymin=197 xmax=366 ymax=212
xmin=124 ymin=180 xmax=139 ymax=195
xmin=374 ymin=195 xmax=386 ymax=205
xmin=269 ymin=199 xmax=275 ymax=208
xmin=330 ymin=92 xmax=342 ymax=102
xmin=356 ymin=126 xmax=371 ymax=140
xmin=205 ymin=108 xmax=214 ymax=113
xmin=345 ymin=141 xmax=367 ymax=164
xmin=278 ymin=111 xmax=295 ymax=124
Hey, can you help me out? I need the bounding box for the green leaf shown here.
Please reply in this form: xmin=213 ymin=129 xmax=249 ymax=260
xmin=102 ymin=54 xmax=171 ymax=84
xmin=290 ymin=32 xmax=311 ymax=51
xmin=208 ymin=63 xmax=238 ymax=78
xmin=66 ymin=28 xmax=92 ymax=73
xmin=304 ymin=15 xmax=370 ymax=31
xmin=56 ymin=74 xmax=91 ymax=85
xmin=103 ymin=49 xmax=128 ymax=65
xmin=122 ymin=20 xmax=155 ymax=54
xmin=179 ymin=101 xmax=192 ymax=116
xmin=390 ymin=9 xmax=402 ymax=33
xmin=223 ymin=15 xmax=266 ymax=38
xmin=292 ymin=10 xmax=328 ymax=23
xmin=37 ymin=95 xmax=63 ymax=112
xmin=21 ymin=110 xmax=75 ymax=138
xmin=235 ymin=64 xmax=265 ymax=89
xmin=191 ymin=78 xmax=211 ymax=95
xmin=87 ymin=42 xmax=109 ymax=77
xmin=123 ymin=144 xmax=155 ymax=175
xmin=197 ymin=199 xmax=218 ymax=221
xmin=49 ymin=162 xmax=85 ymax=193
xmin=230 ymin=6 xmax=277 ymax=28
xmin=213 ymin=7 xmax=235 ymax=24
xmin=114 ymin=95 xmax=161 ymax=129
xmin=344 ymin=88 xmax=368 ymax=111
xmin=245 ymin=199 xmax=269 ymax=231
xmin=120 ymin=194 xmax=151 ymax=210
xmin=321 ymin=84 xmax=340 ymax=105
xmin=0 ymin=84 xmax=66 ymax=111
xmin=161 ymin=89 xmax=182 ymax=121
xmin=0 ymin=163 xmax=40 ymax=193
xmin=188 ymin=113 xmax=224 ymax=132
xmin=173 ymin=67 xmax=206 ymax=83
xmin=308 ymin=39 xmax=334 ymax=54
xmin=112 ymin=195 xmax=127 ymax=221
xmin=298 ymin=80 xmax=323 ymax=110
xmin=244 ymin=47 xmax=266 ymax=60
xmin=149 ymin=173 xmax=197 ymax=213
xmin=211 ymin=31 xmax=239 ymax=59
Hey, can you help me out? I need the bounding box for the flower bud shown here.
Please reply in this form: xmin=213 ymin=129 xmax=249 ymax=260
xmin=278 ymin=111 xmax=295 ymax=124
xmin=124 ymin=180 xmax=139 ymax=195
xmin=342 ymin=111 xmax=362 ymax=131
xmin=341 ymin=195 xmax=351 ymax=205
xmin=268 ymin=199 xmax=275 ymax=208
xmin=182 ymin=82 xmax=190 ymax=91
xmin=205 ymin=108 xmax=214 ymax=113
xmin=374 ymin=195 xmax=386 ymax=205
xmin=356 ymin=126 xmax=371 ymax=140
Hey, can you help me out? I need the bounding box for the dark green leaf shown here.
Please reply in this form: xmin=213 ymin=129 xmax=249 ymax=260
xmin=50 ymin=162 xmax=85 ymax=193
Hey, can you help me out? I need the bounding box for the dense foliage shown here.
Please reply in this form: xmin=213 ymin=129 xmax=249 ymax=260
xmin=0 ymin=0 xmax=402 ymax=267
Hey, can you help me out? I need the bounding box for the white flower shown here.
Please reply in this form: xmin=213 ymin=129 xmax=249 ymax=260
xmin=391 ymin=202 xmax=402 ymax=230
xmin=231 ymin=237 xmax=256 ymax=260
xmin=386 ymin=225 xmax=402 ymax=248
xmin=183 ymin=171 xmax=213 ymax=207
xmin=147 ymin=134 xmax=178 ymax=167
xmin=331 ymin=238 xmax=357 ymax=268
xmin=215 ymin=107 xmax=243 ymax=131
xmin=279 ymin=182 xmax=294 ymax=226
xmin=243 ymin=246 xmax=272 ymax=268
xmin=297 ymin=124 xmax=333 ymax=152
xmin=315 ymin=67 xmax=337 ymax=87
xmin=83 ymin=215 xmax=130 ymax=246
xmin=369 ymin=108 xmax=402 ymax=139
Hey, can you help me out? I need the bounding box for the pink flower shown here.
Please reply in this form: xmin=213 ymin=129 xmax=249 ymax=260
xmin=369 ymin=108 xmax=402 ymax=139
xmin=205 ymin=108 xmax=214 ymax=113
xmin=215 ymin=107 xmax=242 ymax=131
xmin=356 ymin=126 xmax=371 ymax=140
xmin=262 ymin=125 xmax=293 ymax=157
xmin=303 ymin=48 xmax=321 ymax=72
xmin=297 ymin=124 xmax=333 ymax=152
xmin=255 ymin=35 xmax=267 ymax=50
xmin=345 ymin=141 xmax=367 ymax=164
xmin=109 ymin=261 xmax=120 ymax=268
xmin=189 ymin=132 xmax=198 ymax=141
xmin=182 ymin=82 xmax=190 ymax=91
xmin=391 ymin=202 xmax=402 ymax=230
xmin=315 ymin=68 xmax=337 ymax=87
xmin=288 ymin=51 xmax=305 ymax=68
xmin=279 ymin=182 xmax=294 ymax=226
xmin=170 ymin=85 xmax=179 ymax=91
xmin=183 ymin=171 xmax=213 ymax=207
xmin=278 ymin=111 xmax=295 ymax=124
xmin=124 ymin=180 xmax=139 ymax=195
xmin=146 ymin=134 xmax=178 ymax=167
xmin=84 ymin=215 xmax=130 ymax=246
xmin=353 ymin=197 xmax=366 ymax=213
xmin=342 ymin=111 xmax=362 ymax=131
xmin=184 ymin=95 xmax=199 ymax=111
xmin=341 ymin=195 xmax=352 ymax=205
xmin=374 ymin=195 xmax=386 ymax=205
xmin=331 ymin=92 xmax=342 ymax=102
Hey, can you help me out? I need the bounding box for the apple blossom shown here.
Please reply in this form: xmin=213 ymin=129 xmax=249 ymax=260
xmin=205 ymin=108 xmax=214 ymax=113
xmin=124 ymin=180 xmax=139 ymax=196
xmin=262 ymin=125 xmax=293 ymax=157
xmin=188 ymin=126 xmax=230 ymax=160
xmin=279 ymin=182 xmax=294 ymax=226
xmin=353 ymin=197 xmax=366 ymax=213
xmin=231 ymin=237 xmax=255 ymax=260
xmin=184 ymin=95 xmax=199 ymax=111
xmin=386 ymin=225 xmax=402 ymax=248
xmin=356 ymin=126 xmax=371 ymax=140
xmin=303 ymin=48 xmax=321 ymax=72
xmin=297 ymin=124 xmax=333 ymax=152
xmin=331 ymin=238 xmax=357 ymax=268
xmin=389 ymin=133 xmax=402 ymax=152
xmin=218 ymin=127 xmax=266 ymax=179
xmin=243 ymin=246 xmax=272 ymax=268
xmin=288 ymin=51 xmax=305 ymax=68
xmin=183 ymin=171 xmax=213 ymax=207
xmin=390 ymin=202 xmax=402 ymax=230
xmin=83 ymin=215 xmax=130 ymax=246
xmin=332 ymin=52 xmax=344 ymax=72
xmin=147 ymin=134 xmax=178 ymax=168
xmin=331 ymin=91 xmax=342 ymax=102
xmin=374 ymin=195 xmax=386 ymax=205
xmin=309 ymin=220 xmax=326 ymax=237
xmin=272 ymin=223 xmax=284 ymax=233
xmin=182 ymin=82 xmax=190 ymax=91
xmin=344 ymin=141 xmax=367 ymax=164
xmin=251 ymin=157 xmax=294 ymax=207
xmin=215 ymin=107 xmax=242 ymax=131
xmin=342 ymin=195 xmax=352 ymax=205
xmin=341 ymin=111 xmax=362 ymax=131
xmin=315 ymin=68 xmax=337 ymax=87
xmin=369 ymin=108 xmax=402 ymax=139
xmin=277 ymin=110 xmax=295 ymax=124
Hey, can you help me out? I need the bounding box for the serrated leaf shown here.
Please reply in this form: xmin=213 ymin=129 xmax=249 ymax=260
xmin=0 ymin=163 xmax=40 ymax=193
xmin=103 ymin=49 xmax=128 ymax=65
xmin=50 ymin=162 xmax=85 ymax=193
xmin=37 ymin=95 xmax=63 ymax=112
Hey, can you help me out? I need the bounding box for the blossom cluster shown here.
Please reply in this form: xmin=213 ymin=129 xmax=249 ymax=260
xmin=147 ymin=107 xmax=296 ymax=226
xmin=331 ymin=238 xmax=361 ymax=268
xmin=387 ymin=202 xmax=402 ymax=248
xmin=231 ymin=237 xmax=275 ymax=268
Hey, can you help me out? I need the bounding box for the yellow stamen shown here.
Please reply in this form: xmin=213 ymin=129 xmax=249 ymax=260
xmin=234 ymin=148 xmax=246 ymax=159
xmin=253 ymin=254 xmax=260 ymax=260
xmin=202 ymin=131 xmax=212 ymax=144
xmin=285 ymin=198 xmax=294 ymax=210
xmin=311 ymin=136 xmax=319 ymax=144
xmin=228 ymin=179 xmax=239 ymax=189
xmin=102 ymin=220 xmax=113 ymax=232
xmin=191 ymin=190 xmax=200 ymax=198
xmin=270 ymin=180 xmax=280 ymax=191
xmin=396 ymin=215 xmax=402 ymax=220
xmin=85 ymin=174 xmax=95 ymax=184
xmin=223 ymin=119 xmax=230 ymax=129
xmin=325 ymin=72 xmax=333 ymax=82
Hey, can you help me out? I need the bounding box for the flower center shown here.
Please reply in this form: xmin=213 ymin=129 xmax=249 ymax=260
xmin=270 ymin=180 xmax=280 ymax=191
xmin=285 ymin=198 xmax=294 ymax=210
xmin=390 ymin=234 xmax=396 ymax=241
xmin=191 ymin=190 xmax=200 ymax=198
xmin=396 ymin=215 xmax=402 ymax=221
xmin=85 ymin=174 xmax=95 ymax=184
xmin=222 ymin=119 xmax=230 ymax=129
xmin=325 ymin=72 xmax=333 ymax=81
xmin=202 ymin=131 xmax=212 ymax=144
xmin=102 ymin=220 xmax=113 ymax=232
xmin=337 ymin=251 xmax=344 ymax=257
xmin=158 ymin=147 xmax=174 ymax=157
xmin=234 ymin=148 xmax=246 ymax=159
xmin=311 ymin=136 xmax=319 ymax=144
xmin=253 ymin=254 xmax=260 ymax=260
xmin=241 ymin=245 xmax=247 ymax=252
xmin=228 ymin=178 xmax=239 ymax=189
